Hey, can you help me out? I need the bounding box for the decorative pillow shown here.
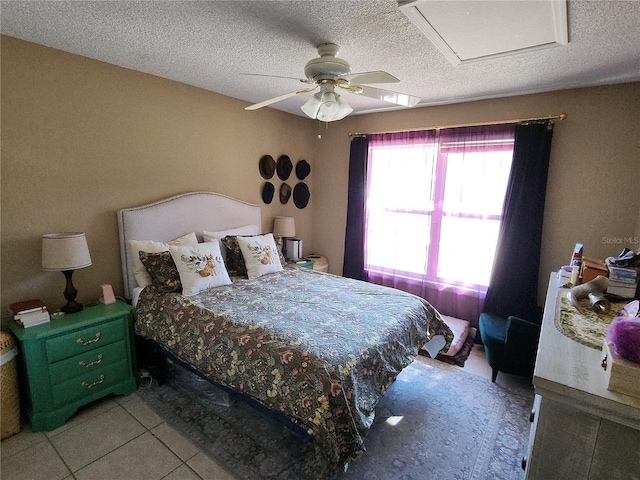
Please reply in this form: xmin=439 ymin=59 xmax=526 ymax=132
xmin=138 ymin=251 xmax=181 ymax=294
xmin=440 ymin=316 xmax=471 ymax=356
xmin=202 ymin=225 xmax=260 ymax=243
xmin=221 ymin=235 xmax=249 ymax=277
xmin=236 ymin=233 xmax=284 ymax=280
xmin=202 ymin=225 xmax=260 ymax=262
xmin=129 ymin=232 xmax=198 ymax=288
xmin=169 ymin=242 xmax=231 ymax=296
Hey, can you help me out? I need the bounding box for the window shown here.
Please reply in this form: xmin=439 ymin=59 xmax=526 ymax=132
xmin=365 ymin=125 xmax=515 ymax=292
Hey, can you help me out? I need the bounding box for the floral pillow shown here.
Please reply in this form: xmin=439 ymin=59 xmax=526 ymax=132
xmin=129 ymin=232 xmax=198 ymax=288
xmin=236 ymin=233 xmax=283 ymax=280
xmin=138 ymin=251 xmax=182 ymax=294
xmin=168 ymin=242 xmax=232 ymax=296
xmin=220 ymin=235 xmax=248 ymax=277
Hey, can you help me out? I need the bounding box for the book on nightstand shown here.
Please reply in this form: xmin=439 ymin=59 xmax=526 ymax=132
xmin=9 ymin=299 xmax=50 ymax=328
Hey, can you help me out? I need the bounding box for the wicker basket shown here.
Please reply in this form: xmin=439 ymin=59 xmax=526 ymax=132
xmin=1 ymin=331 xmax=21 ymax=439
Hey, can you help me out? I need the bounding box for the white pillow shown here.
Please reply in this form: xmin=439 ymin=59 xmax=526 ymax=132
xmin=129 ymin=232 xmax=198 ymax=288
xmin=202 ymin=225 xmax=260 ymax=260
xmin=236 ymin=233 xmax=283 ymax=280
xmin=202 ymin=224 xmax=260 ymax=241
xmin=169 ymin=242 xmax=232 ymax=296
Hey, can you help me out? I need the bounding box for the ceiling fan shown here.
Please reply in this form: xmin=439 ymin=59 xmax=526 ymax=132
xmin=245 ymin=43 xmax=421 ymax=122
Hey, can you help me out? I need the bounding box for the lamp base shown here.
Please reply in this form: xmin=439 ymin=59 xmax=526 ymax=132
xmin=62 ymin=300 xmax=83 ymax=314
xmin=61 ymin=270 xmax=83 ymax=314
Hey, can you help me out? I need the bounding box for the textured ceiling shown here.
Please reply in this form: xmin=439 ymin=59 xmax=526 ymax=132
xmin=2 ymin=1 xmax=639 ymax=118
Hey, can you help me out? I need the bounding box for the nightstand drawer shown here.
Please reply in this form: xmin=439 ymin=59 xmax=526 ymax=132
xmin=51 ymin=359 xmax=128 ymax=408
xmin=45 ymin=317 xmax=125 ymax=363
xmin=49 ymin=340 xmax=127 ymax=384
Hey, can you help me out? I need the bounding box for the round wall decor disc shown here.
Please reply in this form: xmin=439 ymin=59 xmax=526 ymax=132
xmin=259 ymin=155 xmax=275 ymax=179
xmin=293 ymin=182 xmax=310 ymax=209
xmin=276 ymin=155 xmax=293 ymax=180
xmin=296 ymin=159 xmax=311 ymax=180
xmin=279 ymin=183 xmax=292 ymax=204
xmin=261 ymin=181 xmax=275 ymax=204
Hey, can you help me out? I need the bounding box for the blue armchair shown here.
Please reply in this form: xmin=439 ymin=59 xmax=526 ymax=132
xmin=479 ymin=312 xmax=541 ymax=383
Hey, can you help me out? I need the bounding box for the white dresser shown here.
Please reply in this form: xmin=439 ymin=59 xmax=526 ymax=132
xmin=524 ymin=273 xmax=640 ymax=479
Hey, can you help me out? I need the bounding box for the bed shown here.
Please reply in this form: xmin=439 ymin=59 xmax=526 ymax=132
xmin=118 ymin=192 xmax=453 ymax=477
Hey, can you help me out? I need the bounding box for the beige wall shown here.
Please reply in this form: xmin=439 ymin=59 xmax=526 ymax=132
xmin=312 ymin=83 xmax=640 ymax=305
xmin=2 ymin=36 xmax=639 ymax=327
xmin=1 ymin=36 xmax=316 ymax=326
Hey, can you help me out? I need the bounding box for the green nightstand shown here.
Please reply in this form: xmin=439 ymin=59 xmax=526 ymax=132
xmin=9 ymin=300 xmax=137 ymax=431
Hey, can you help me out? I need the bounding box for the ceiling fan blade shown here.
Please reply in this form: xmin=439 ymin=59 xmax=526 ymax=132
xmin=356 ymin=85 xmax=421 ymax=107
xmin=245 ymin=86 xmax=318 ymax=111
xmin=344 ymin=71 xmax=400 ymax=84
xmin=241 ymin=73 xmax=314 ymax=85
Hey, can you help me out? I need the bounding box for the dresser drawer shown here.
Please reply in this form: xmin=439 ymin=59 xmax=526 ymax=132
xmin=45 ymin=316 xmax=126 ymax=363
xmin=51 ymin=359 xmax=128 ymax=408
xmin=49 ymin=340 xmax=127 ymax=384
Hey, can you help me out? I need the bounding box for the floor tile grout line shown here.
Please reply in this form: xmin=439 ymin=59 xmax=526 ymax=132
xmin=45 ymin=398 xmax=122 ymax=440
xmin=0 ymin=430 xmax=49 ymax=460
xmin=159 ymin=460 xmax=205 ymax=480
xmin=150 ymin=421 xmax=201 ymax=464
xmin=45 ymin=431 xmax=74 ymax=479
xmin=56 ymin=403 xmax=149 ymax=474
xmin=71 ymin=429 xmax=151 ymax=475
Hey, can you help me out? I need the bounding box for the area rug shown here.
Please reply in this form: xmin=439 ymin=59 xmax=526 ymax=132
xmin=138 ymin=356 xmax=533 ymax=480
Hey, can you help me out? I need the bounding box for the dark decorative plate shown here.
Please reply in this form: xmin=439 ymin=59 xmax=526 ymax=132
xmin=293 ymin=182 xmax=310 ymax=209
xmin=279 ymin=183 xmax=292 ymax=204
xmin=259 ymin=155 xmax=275 ymax=179
xmin=296 ymin=159 xmax=311 ymax=180
xmin=261 ymin=182 xmax=275 ymax=204
xmin=276 ymin=155 xmax=293 ymax=180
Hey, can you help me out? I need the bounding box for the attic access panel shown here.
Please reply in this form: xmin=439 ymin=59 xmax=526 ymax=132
xmin=399 ymin=0 xmax=568 ymax=65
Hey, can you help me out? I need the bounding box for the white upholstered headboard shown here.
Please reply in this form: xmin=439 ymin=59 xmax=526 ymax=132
xmin=117 ymin=192 xmax=261 ymax=300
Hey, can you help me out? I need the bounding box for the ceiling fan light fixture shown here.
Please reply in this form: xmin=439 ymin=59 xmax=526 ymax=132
xmin=301 ymin=87 xmax=352 ymax=122
xmin=318 ymin=94 xmax=352 ymax=122
xmin=319 ymin=91 xmax=339 ymax=115
xmin=301 ymin=93 xmax=322 ymax=119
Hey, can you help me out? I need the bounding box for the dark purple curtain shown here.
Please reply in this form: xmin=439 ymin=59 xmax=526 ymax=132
xmin=483 ymin=122 xmax=554 ymax=322
xmin=342 ymin=136 xmax=369 ymax=280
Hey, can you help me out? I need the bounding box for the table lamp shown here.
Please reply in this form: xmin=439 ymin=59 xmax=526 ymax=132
xmin=42 ymin=232 xmax=92 ymax=314
xmin=273 ymin=216 xmax=296 ymax=262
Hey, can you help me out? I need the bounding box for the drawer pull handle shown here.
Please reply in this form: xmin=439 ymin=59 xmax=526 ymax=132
xmin=79 ymin=354 xmax=103 ymax=368
xmin=601 ymin=354 xmax=608 ymax=370
xmin=82 ymin=374 xmax=105 ymax=389
xmin=76 ymin=332 xmax=101 ymax=346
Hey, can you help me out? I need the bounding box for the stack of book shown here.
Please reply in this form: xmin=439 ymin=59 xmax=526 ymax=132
xmin=9 ymin=299 xmax=50 ymax=328
xmin=607 ymin=266 xmax=639 ymax=299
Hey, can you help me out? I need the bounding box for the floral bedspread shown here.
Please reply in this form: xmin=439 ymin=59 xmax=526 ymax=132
xmin=135 ymin=267 xmax=452 ymax=477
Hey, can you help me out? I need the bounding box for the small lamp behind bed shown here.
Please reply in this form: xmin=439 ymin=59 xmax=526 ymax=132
xmin=273 ymin=216 xmax=295 ymax=264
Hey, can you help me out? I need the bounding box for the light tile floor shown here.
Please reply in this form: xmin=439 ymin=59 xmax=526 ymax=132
xmin=1 ymin=343 xmax=530 ymax=480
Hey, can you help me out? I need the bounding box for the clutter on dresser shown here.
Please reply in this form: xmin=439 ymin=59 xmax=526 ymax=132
xmin=8 ymin=299 xmax=50 ymax=328
xmin=607 ymin=265 xmax=639 ymax=298
xmin=559 ymin=244 xmax=639 ymax=302
xmin=605 ymin=248 xmax=640 ymax=298
xmin=601 ymin=312 xmax=640 ymax=398
xmin=567 ymin=275 xmax=609 ymax=315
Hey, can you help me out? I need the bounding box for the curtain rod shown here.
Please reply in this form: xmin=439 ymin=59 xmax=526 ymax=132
xmin=348 ymin=113 xmax=567 ymax=139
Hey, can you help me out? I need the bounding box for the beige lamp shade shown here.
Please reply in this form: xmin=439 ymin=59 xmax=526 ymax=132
xmin=42 ymin=232 xmax=92 ymax=271
xmin=273 ymin=216 xmax=296 ymax=238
